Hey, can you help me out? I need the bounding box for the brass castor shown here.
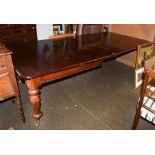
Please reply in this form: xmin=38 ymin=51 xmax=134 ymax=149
xmin=34 ymin=118 xmax=40 ymax=127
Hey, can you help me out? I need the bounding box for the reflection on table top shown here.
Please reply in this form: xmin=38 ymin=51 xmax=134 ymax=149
xmin=4 ymin=32 xmax=149 ymax=80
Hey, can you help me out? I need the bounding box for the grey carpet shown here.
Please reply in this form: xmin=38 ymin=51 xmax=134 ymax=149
xmin=0 ymin=60 xmax=155 ymax=130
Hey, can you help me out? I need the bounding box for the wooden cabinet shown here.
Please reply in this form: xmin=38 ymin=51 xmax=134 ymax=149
xmin=0 ymin=24 xmax=37 ymax=42
xmin=0 ymin=44 xmax=25 ymax=122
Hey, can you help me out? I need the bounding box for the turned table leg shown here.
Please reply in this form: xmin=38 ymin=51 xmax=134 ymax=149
xmin=26 ymin=79 xmax=43 ymax=126
xmin=14 ymin=96 xmax=25 ymax=123
xmin=28 ymin=88 xmax=43 ymax=126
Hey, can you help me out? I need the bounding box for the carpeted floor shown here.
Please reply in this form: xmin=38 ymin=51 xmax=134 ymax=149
xmin=0 ymin=60 xmax=155 ymax=130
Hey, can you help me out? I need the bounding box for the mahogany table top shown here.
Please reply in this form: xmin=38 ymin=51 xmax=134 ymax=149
xmin=4 ymin=32 xmax=148 ymax=80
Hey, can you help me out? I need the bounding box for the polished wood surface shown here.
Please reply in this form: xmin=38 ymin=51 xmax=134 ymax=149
xmin=76 ymin=24 xmax=104 ymax=35
xmin=0 ymin=44 xmax=25 ymax=122
xmin=5 ymin=32 xmax=148 ymax=80
xmin=0 ymin=24 xmax=37 ymax=42
xmin=4 ymin=32 xmax=149 ymax=123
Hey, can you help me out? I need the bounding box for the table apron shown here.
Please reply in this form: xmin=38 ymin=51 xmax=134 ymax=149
xmin=25 ymin=59 xmax=103 ymax=89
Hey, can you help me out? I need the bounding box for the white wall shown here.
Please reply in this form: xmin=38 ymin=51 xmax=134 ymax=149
xmin=36 ymin=24 xmax=53 ymax=40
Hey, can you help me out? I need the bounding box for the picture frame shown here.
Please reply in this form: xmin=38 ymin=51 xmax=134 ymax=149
xmin=135 ymin=67 xmax=144 ymax=89
xmin=135 ymin=42 xmax=154 ymax=88
xmin=52 ymin=24 xmax=77 ymax=36
xmin=53 ymin=24 xmax=64 ymax=35
xmin=135 ymin=42 xmax=154 ymax=68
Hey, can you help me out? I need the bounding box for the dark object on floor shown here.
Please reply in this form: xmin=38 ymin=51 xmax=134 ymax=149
xmin=0 ymin=44 xmax=25 ymax=123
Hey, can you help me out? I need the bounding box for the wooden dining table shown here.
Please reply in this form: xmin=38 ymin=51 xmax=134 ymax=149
xmin=4 ymin=32 xmax=149 ymax=125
